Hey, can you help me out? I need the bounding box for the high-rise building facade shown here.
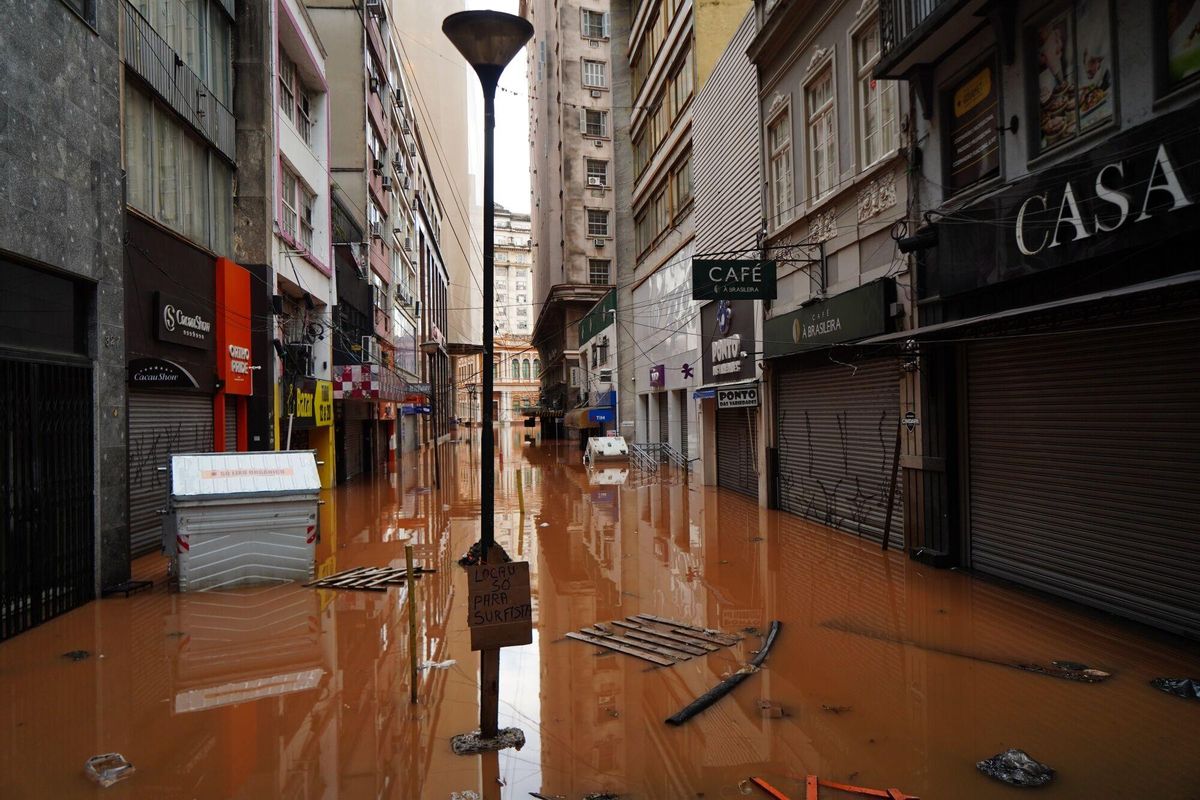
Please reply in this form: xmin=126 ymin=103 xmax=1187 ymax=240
xmin=524 ymin=0 xmax=616 ymax=427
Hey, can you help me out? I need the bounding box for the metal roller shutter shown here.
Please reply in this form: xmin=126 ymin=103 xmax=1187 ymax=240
xmin=716 ymin=407 xmax=757 ymax=497
xmin=967 ymin=321 xmax=1200 ymax=638
xmin=657 ymin=393 xmax=669 ymax=444
xmin=679 ymin=395 xmax=689 ymax=464
xmin=223 ymin=396 xmax=237 ymax=452
xmin=775 ymin=359 xmax=901 ymax=543
xmin=343 ymin=421 xmax=363 ymax=482
xmin=128 ymin=392 xmax=213 ymax=557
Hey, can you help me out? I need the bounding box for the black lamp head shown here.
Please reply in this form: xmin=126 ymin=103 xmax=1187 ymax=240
xmin=442 ymin=10 xmax=533 ymax=88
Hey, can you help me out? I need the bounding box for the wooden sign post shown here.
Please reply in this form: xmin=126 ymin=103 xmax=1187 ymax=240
xmin=468 ymin=561 xmax=532 ymax=737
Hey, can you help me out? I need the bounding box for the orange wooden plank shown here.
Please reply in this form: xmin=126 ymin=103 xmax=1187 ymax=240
xmin=818 ymin=779 xmax=891 ymax=798
xmin=749 ymin=776 xmax=792 ymax=800
xmin=806 ymin=775 xmax=819 ymax=800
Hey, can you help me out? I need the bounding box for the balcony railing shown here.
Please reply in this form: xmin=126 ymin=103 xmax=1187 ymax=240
xmin=879 ymin=0 xmax=953 ymax=64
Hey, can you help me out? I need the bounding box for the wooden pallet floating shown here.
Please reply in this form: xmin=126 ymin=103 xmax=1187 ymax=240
xmin=566 ymin=615 xmax=740 ymax=666
xmin=305 ymin=565 xmax=436 ymax=592
xmin=749 ymin=776 xmax=918 ymax=800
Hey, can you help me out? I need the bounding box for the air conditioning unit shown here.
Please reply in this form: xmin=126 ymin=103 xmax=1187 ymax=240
xmin=361 ymin=335 xmax=380 ymax=363
xmin=392 ymin=158 xmax=404 ymax=173
xmin=593 ymin=238 xmax=605 ymax=248
xmin=599 ymin=369 xmax=613 ymax=383
xmin=365 ymin=0 xmax=384 ymax=17
xmin=408 ymin=143 xmax=417 ymax=158
xmin=401 ymin=118 xmax=412 ymax=135
xmin=587 ymin=176 xmax=603 ymax=187
xmin=404 ymin=237 xmax=414 ymax=253
xmin=370 ymin=221 xmax=382 ymax=239
xmin=369 ymin=75 xmax=380 ymax=94
xmin=590 ymin=89 xmax=602 ymax=98
xmin=594 ymin=140 xmax=603 ymax=148
xmin=381 ymin=175 xmax=393 ymax=190
xmin=402 ymin=175 xmax=412 ymax=190
xmin=393 ymin=225 xmax=404 ymax=235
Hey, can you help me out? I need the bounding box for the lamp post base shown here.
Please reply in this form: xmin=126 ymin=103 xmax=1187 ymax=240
xmin=449 ymin=727 xmax=526 ymax=756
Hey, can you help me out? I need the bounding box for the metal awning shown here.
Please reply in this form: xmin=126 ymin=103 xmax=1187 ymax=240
xmin=862 ymin=271 xmax=1200 ymax=345
xmin=692 ymin=379 xmax=758 ymax=400
xmin=564 ymin=406 xmax=614 ymax=428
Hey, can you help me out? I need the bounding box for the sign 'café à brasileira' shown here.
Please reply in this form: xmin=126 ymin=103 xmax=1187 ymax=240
xmin=692 ymin=259 xmax=778 ymax=300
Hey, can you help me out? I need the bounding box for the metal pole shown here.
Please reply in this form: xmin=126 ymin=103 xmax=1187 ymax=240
xmin=481 ymin=80 xmax=496 ymax=561
xmin=405 ymin=544 xmax=419 ymax=703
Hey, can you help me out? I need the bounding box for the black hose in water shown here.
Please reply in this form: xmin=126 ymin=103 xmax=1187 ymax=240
xmin=664 ymin=620 xmax=782 ymax=726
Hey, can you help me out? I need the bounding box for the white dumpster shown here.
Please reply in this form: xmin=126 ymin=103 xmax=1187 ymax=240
xmin=163 ymin=451 xmax=321 ymax=592
xmin=584 ymin=435 xmax=629 ymax=464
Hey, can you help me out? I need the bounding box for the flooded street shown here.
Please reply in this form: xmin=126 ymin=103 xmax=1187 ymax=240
xmin=1 ymin=429 xmax=1198 ymax=799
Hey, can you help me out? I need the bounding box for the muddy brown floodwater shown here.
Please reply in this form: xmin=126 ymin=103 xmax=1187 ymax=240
xmin=1 ymin=429 xmax=1198 ymax=799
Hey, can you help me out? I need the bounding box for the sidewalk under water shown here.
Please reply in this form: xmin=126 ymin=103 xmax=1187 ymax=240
xmin=0 ymin=430 xmax=1197 ymax=799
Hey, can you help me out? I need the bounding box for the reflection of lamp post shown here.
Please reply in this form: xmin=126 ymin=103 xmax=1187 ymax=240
xmin=443 ymin=9 xmax=533 ymax=748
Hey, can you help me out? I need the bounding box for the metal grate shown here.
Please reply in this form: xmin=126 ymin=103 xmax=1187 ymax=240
xmin=0 ymin=358 xmax=95 ymax=641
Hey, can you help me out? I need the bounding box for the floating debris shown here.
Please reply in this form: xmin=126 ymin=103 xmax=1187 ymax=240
xmin=758 ymin=700 xmax=784 ymax=719
xmin=666 ymin=621 xmax=782 ymax=726
xmin=1016 ymin=661 xmax=1111 ymax=683
xmin=583 ymin=794 xmax=621 ymax=800
xmin=84 ymin=753 xmax=135 ymax=788
xmin=62 ymin=650 xmax=90 ymax=662
xmin=566 ymin=616 xmax=740 ymax=667
xmin=306 ymin=565 xmax=435 ymax=591
xmin=450 ymin=727 xmax=526 ymax=755
xmin=1150 ymin=677 xmax=1200 ymax=700
xmin=458 ymin=541 xmax=513 ymax=566
xmin=820 ymin=704 xmax=852 ymax=714
xmin=976 ymin=748 xmax=1055 ymax=787
xmin=419 ymin=659 xmax=457 ymax=671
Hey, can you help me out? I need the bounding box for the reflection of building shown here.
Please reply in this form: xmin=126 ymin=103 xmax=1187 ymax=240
xmin=524 ymin=0 xmax=615 ymax=426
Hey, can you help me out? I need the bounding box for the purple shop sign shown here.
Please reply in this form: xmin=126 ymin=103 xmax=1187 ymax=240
xmin=649 ymin=364 xmax=665 ymax=388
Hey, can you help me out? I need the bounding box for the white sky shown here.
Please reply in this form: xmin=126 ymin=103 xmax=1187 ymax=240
xmin=467 ymin=0 xmax=532 ymax=214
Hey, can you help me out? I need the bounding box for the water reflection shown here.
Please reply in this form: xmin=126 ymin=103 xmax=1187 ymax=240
xmin=0 ymin=429 xmax=1197 ymax=799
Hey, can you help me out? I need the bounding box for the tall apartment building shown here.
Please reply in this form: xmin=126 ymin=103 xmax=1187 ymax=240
xmin=610 ymin=0 xmax=749 ymax=457
xmin=493 ymin=204 xmax=540 ymax=423
xmin=0 ymin=0 xmax=126 ymax=636
xmin=524 ymin=0 xmax=616 ymax=426
xmin=122 ymin=0 xmax=248 ymax=558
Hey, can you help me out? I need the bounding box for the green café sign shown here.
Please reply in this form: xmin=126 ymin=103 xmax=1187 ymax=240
xmin=764 ymin=279 xmax=894 ymax=358
xmin=692 ymin=260 xmax=777 ymax=300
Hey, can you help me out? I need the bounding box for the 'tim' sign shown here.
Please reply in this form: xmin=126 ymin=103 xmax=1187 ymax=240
xmin=467 ymin=561 xmax=533 ymax=651
xmin=692 ymin=259 xmax=778 ymax=301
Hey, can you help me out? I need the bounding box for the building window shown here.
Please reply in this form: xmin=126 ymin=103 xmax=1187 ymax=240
xmin=124 ymin=83 xmax=231 ymax=255
xmin=854 ymin=19 xmax=897 ymax=168
xmin=588 ymin=259 xmax=611 ymax=285
xmin=669 ymin=47 xmax=694 ymax=119
xmin=522 ymin=359 xmax=531 ymax=380
xmin=672 ymin=153 xmax=693 ymax=215
xmin=581 ymin=109 xmax=609 ymax=137
xmin=281 ymin=166 xmax=316 ymax=250
xmin=511 ymin=359 xmax=520 ymax=379
xmin=806 ymin=66 xmax=837 ymax=199
xmin=583 ymin=59 xmax=607 ymax=88
xmin=581 ymin=8 xmax=609 ymax=38
xmin=133 ymin=0 xmax=233 ymax=104
xmin=587 ymin=209 xmax=610 ymax=237
xmin=533 ymin=358 xmax=541 ymax=376
xmin=60 ymin=0 xmax=96 ymax=25
xmin=279 ymin=48 xmax=317 ymax=145
xmin=1033 ymin=0 xmax=1113 ymax=151
xmin=766 ymin=104 xmax=794 ymax=228
xmin=586 ymin=158 xmax=609 ymax=186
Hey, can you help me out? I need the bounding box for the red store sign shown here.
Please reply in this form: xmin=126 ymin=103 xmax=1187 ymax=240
xmin=216 ymin=258 xmax=254 ymax=396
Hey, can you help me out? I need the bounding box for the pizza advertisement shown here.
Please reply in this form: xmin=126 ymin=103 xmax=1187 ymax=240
xmin=1035 ymin=0 xmax=1112 ymax=151
xmin=1166 ymin=0 xmax=1200 ymax=85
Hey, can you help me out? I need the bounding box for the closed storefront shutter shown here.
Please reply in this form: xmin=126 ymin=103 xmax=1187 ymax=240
xmin=128 ymin=392 xmax=213 ymax=558
xmin=343 ymin=420 xmax=363 ymax=482
xmin=657 ymin=393 xmax=669 ymax=444
xmin=775 ymin=359 xmax=901 ymax=543
xmin=967 ymin=321 xmax=1200 ymax=638
xmin=716 ymin=406 xmax=757 ymax=497
xmin=679 ymin=395 xmax=689 ymax=463
xmin=224 ymin=396 xmax=237 ymax=452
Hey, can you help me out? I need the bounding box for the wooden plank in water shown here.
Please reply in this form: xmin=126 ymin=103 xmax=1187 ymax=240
xmin=564 ymin=632 xmax=674 ymax=666
xmin=580 ymin=627 xmax=693 ymax=660
xmin=630 ymin=614 xmax=740 ymax=645
xmin=620 ymin=628 xmax=711 ymax=656
xmin=614 ymin=619 xmax=720 ymax=651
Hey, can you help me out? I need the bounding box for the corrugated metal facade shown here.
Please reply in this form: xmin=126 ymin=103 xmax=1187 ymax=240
xmin=692 ymin=9 xmax=761 ymax=257
xmin=128 ymin=392 xmax=214 ymax=557
xmin=775 ymin=360 xmax=902 ymax=544
xmin=967 ymin=321 xmax=1200 ymax=638
xmin=716 ymin=407 xmax=757 ymax=497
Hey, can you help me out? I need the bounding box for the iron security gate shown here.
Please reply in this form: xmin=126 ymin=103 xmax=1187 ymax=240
xmin=657 ymin=393 xmax=669 ymax=444
xmin=224 ymin=396 xmax=237 ymax=452
xmin=1 ymin=358 xmax=94 ymax=642
xmin=775 ymin=359 xmax=901 ymax=543
xmin=128 ymin=391 xmax=213 ymax=557
xmin=716 ymin=406 xmax=757 ymax=497
xmin=967 ymin=321 xmax=1200 ymax=638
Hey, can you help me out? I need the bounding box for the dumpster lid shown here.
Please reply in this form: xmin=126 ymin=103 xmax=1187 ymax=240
xmin=171 ymin=451 xmax=321 ymax=500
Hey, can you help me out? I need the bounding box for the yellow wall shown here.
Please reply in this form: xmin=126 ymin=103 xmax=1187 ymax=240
xmin=694 ymin=0 xmax=753 ymax=90
xmin=273 ymin=382 xmax=337 ymax=489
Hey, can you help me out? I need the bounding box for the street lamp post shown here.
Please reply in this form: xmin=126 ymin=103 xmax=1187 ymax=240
xmin=443 ymin=8 xmax=533 ymax=745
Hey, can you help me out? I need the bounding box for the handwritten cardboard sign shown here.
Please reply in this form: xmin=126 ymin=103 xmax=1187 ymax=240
xmin=467 ymin=561 xmax=532 ymax=651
